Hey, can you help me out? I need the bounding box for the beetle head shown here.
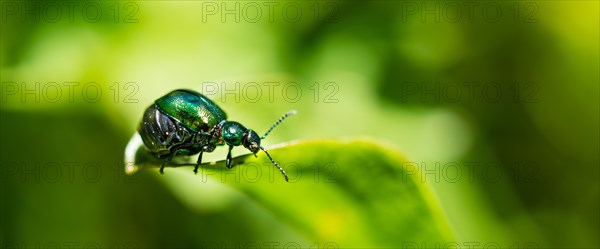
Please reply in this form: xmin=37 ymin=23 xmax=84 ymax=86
xmin=242 ymin=129 xmax=261 ymax=153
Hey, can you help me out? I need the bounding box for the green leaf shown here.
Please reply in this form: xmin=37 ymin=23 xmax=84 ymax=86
xmin=126 ymin=137 xmax=455 ymax=247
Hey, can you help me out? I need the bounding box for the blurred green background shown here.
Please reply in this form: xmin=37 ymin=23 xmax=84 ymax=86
xmin=1 ymin=0 xmax=598 ymax=248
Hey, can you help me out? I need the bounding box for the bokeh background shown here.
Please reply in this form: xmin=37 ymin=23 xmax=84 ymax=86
xmin=1 ymin=0 xmax=598 ymax=248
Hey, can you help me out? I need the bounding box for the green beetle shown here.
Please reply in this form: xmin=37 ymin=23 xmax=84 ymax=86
xmin=138 ymin=89 xmax=295 ymax=181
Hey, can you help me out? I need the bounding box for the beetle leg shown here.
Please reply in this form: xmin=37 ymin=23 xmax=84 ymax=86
xmin=160 ymin=155 xmax=173 ymax=174
xmin=194 ymin=151 xmax=203 ymax=174
xmin=226 ymin=145 xmax=233 ymax=169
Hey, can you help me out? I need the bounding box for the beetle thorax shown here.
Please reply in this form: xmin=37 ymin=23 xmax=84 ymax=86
xmin=220 ymin=121 xmax=262 ymax=153
xmin=221 ymin=121 xmax=247 ymax=146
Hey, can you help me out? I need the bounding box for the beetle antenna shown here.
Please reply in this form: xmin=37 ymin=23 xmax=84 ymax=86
xmin=261 ymin=110 xmax=297 ymax=139
xmin=260 ymin=146 xmax=289 ymax=182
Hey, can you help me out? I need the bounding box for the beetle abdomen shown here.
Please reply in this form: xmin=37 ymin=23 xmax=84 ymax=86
xmin=155 ymin=89 xmax=227 ymax=132
xmin=138 ymin=104 xmax=199 ymax=157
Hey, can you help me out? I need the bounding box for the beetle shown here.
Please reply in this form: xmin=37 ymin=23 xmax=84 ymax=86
xmin=138 ymin=89 xmax=295 ymax=181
